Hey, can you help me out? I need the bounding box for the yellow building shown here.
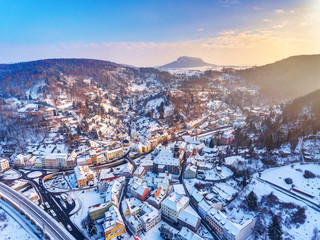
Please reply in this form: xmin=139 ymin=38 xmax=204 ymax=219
xmin=0 ymin=159 xmax=9 ymax=172
xmin=104 ymin=206 xmax=126 ymax=240
xmin=75 ymin=165 xmax=94 ymax=187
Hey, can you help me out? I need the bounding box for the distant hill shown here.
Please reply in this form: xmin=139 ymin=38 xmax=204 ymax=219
xmin=159 ymin=56 xmax=216 ymax=69
xmin=284 ymin=88 xmax=320 ymax=119
xmin=238 ymin=54 xmax=320 ymax=101
xmin=0 ymin=58 xmax=172 ymax=98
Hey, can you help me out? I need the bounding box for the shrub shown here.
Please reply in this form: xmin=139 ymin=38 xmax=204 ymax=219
xmin=284 ymin=178 xmax=293 ymax=184
xmin=304 ymin=170 xmax=316 ymax=179
xmin=291 ymin=207 xmax=306 ymax=224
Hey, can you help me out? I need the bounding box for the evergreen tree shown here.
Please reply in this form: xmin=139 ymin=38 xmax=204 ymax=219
xmin=268 ymin=215 xmax=283 ymax=240
xmin=246 ymin=191 xmax=258 ymax=211
xmin=87 ymin=217 xmax=97 ymax=236
xmin=209 ymin=138 xmax=214 ymax=148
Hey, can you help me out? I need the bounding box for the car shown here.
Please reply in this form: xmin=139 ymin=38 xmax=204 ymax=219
xmin=67 ymin=224 xmax=72 ymax=231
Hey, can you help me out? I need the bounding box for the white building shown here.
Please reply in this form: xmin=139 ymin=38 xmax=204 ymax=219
xmin=139 ymin=203 xmax=161 ymax=232
xmin=206 ymin=208 xmax=255 ymax=240
xmin=14 ymin=154 xmax=25 ymax=166
xmin=161 ymin=192 xmax=189 ymax=222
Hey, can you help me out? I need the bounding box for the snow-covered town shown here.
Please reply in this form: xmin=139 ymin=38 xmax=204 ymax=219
xmin=1 ymin=1 xmax=320 ymax=240
xmin=1 ymin=61 xmax=320 ymax=240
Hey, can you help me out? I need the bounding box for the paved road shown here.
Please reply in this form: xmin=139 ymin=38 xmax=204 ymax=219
xmin=0 ymin=182 xmax=76 ymax=240
xmin=36 ymin=178 xmax=87 ymax=239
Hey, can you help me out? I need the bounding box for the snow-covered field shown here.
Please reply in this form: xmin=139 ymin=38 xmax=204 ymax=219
xmin=227 ymin=173 xmax=320 ymax=240
xmin=203 ymin=166 xmax=233 ymax=181
xmin=27 ymin=171 xmax=42 ymax=178
xmin=260 ymin=163 xmax=320 ymax=203
xmin=70 ymin=189 xmax=104 ymax=230
xmin=1 ymin=169 xmax=21 ymax=180
xmin=0 ymin=207 xmax=38 ymax=240
xmin=140 ymin=221 xmax=178 ymax=240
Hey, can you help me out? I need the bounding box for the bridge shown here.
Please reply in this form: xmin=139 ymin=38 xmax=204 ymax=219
xmin=0 ymin=182 xmax=76 ymax=240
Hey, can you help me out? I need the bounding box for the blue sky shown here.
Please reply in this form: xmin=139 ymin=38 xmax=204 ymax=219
xmin=0 ymin=0 xmax=318 ymax=66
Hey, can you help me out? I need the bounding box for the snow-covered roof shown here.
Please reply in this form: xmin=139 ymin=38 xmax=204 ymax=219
xmin=162 ymin=192 xmax=189 ymax=212
xmin=153 ymin=149 xmax=179 ymax=166
xmin=104 ymin=206 xmax=124 ymax=232
xmin=207 ymin=208 xmax=255 ymax=238
xmin=178 ymin=210 xmax=200 ymax=228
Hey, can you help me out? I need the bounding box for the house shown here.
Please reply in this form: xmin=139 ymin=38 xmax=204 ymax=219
xmin=139 ymin=203 xmax=161 ymax=232
xmin=44 ymin=153 xmax=68 ymax=169
xmin=0 ymin=159 xmax=9 ymax=172
xmin=34 ymin=158 xmax=42 ymax=168
xmin=25 ymin=156 xmax=36 ymax=167
xmin=123 ymin=198 xmax=143 ymax=217
xmin=147 ymin=185 xmax=168 ymax=209
xmin=123 ymin=198 xmax=161 ymax=234
xmin=104 ymin=206 xmax=126 ymax=240
xmin=14 ymin=154 xmax=25 ymax=167
xmin=206 ymin=208 xmax=255 ymax=240
xmin=177 ymin=210 xmax=201 ymax=232
xmin=190 ymin=189 xmax=203 ymax=209
xmin=184 ymin=164 xmax=197 ymax=179
xmin=106 ymin=148 xmax=125 ymax=161
xmin=89 ymin=202 xmax=111 ymax=221
xmin=133 ymin=166 xmax=146 ymax=178
xmin=153 ymin=149 xmax=181 ymax=175
xmin=122 ymin=162 xmax=134 ymax=179
xmin=127 ymin=215 xmax=143 ymax=235
xmin=221 ymin=130 xmax=234 ymax=145
xmin=161 ymin=192 xmax=189 ymax=222
xmin=75 ymin=165 xmax=94 ymax=187
xmin=130 ymin=184 xmax=150 ymax=201
xmin=198 ymin=199 xmax=223 ymax=219
xmin=96 ymin=154 xmax=107 ymax=164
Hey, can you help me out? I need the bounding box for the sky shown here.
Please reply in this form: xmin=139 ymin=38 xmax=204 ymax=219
xmin=0 ymin=0 xmax=319 ymax=67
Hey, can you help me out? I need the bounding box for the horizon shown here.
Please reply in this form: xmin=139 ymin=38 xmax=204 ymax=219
xmin=1 ymin=53 xmax=320 ymax=69
xmin=0 ymin=0 xmax=320 ymax=67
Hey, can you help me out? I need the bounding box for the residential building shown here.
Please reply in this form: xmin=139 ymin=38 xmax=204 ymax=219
xmin=127 ymin=215 xmax=143 ymax=236
xmin=221 ymin=130 xmax=234 ymax=145
xmin=206 ymin=208 xmax=255 ymax=240
xmin=139 ymin=203 xmax=161 ymax=232
xmin=177 ymin=210 xmax=201 ymax=232
xmin=89 ymin=202 xmax=111 ymax=221
xmin=161 ymin=192 xmax=189 ymax=222
xmin=153 ymin=149 xmax=181 ymax=175
xmin=0 ymin=159 xmax=9 ymax=172
xmin=75 ymin=165 xmax=94 ymax=187
xmin=104 ymin=206 xmax=126 ymax=240
xmin=106 ymin=148 xmax=125 ymax=161
xmin=184 ymin=164 xmax=197 ymax=179
xmin=44 ymin=153 xmax=68 ymax=169
xmin=14 ymin=154 xmax=25 ymax=167
xmin=130 ymin=184 xmax=150 ymax=201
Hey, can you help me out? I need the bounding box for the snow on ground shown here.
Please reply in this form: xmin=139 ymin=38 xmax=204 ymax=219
xmin=203 ymin=166 xmax=233 ymax=181
xmin=44 ymin=174 xmax=71 ymax=192
xmin=146 ymin=97 xmax=164 ymax=110
xmin=227 ymin=175 xmax=320 ymax=240
xmin=70 ymin=189 xmax=104 ymax=229
xmin=27 ymin=171 xmax=42 ymax=178
xmin=260 ymin=163 xmax=320 ymax=203
xmin=0 ymin=206 xmax=38 ymax=240
xmin=140 ymin=221 xmax=178 ymax=240
xmin=212 ymin=182 xmax=238 ymax=203
xmin=1 ymin=169 xmax=21 ymax=180
xmin=129 ymin=83 xmax=148 ymax=92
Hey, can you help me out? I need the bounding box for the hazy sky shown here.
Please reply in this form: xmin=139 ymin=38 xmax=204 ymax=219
xmin=0 ymin=0 xmax=319 ymax=66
